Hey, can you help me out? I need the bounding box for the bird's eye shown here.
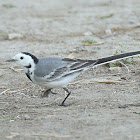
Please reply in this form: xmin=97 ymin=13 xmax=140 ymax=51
xmin=20 ymin=57 xmax=24 ymax=60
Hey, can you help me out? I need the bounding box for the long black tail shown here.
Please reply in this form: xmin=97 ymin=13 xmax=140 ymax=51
xmin=94 ymin=51 xmax=140 ymax=66
xmin=63 ymin=51 xmax=140 ymax=72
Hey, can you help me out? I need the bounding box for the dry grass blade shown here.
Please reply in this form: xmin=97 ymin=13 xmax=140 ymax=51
xmin=0 ymin=88 xmax=21 ymax=95
xmin=0 ymin=89 xmax=10 ymax=95
xmin=112 ymin=25 xmax=140 ymax=32
xmin=82 ymin=42 xmax=104 ymax=46
xmin=6 ymin=132 xmax=71 ymax=138
xmin=6 ymin=132 xmax=20 ymax=139
xmin=57 ymin=32 xmax=83 ymax=38
xmin=119 ymin=61 xmax=130 ymax=73
xmin=67 ymin=53 xmax=75 ymax=58
xmin=69 ymin=78 xmax=135 ymax=85
xmin=31 ymin=133 xmax=71 ymax=138
xmin=69 ymin=80 xmax=83 ymax=85
xmin=10 ymin=67 xmax=23 ymax=73
xmin=87 ymin=80 xmax=135 ymax=84
xmin=119 ymin=102 xmax=140 ymax=108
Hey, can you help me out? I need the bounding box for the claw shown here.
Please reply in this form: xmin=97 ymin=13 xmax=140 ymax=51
xmin=41 ymin=88 xmax=58 ymax=97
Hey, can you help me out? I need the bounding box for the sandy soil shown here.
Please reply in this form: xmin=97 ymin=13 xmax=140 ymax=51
xmin=0 ymin=0 xmax=140 ymax=139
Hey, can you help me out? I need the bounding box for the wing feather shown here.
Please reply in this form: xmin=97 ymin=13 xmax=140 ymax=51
xmin=45 ymin=58 xmax=97 ymax=82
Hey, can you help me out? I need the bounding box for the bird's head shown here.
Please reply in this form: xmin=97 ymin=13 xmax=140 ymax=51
xmin=7 ymin=52 xmax=38 ymax=71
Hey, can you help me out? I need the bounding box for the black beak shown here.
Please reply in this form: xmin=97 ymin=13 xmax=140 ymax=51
xmin=6 ymin=59 xmax=16 ymax=62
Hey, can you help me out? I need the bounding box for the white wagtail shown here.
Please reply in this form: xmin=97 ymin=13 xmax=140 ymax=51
xmin=7 ymin=51 xmax=140 ymax=105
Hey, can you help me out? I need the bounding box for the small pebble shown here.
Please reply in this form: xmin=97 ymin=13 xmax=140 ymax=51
xmin=83 ymin=31 xmax=93 ymax=36
xmin=7 ymin=33 xmax=23 ymax=40
xmin=23 ymin=114 xmax=31 ymax=120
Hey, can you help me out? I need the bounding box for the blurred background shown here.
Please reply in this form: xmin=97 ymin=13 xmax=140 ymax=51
xmin=0 ymin=0 xmax=139 ymax=59
xmin=0 ymin=0 xmax=140 ymax=140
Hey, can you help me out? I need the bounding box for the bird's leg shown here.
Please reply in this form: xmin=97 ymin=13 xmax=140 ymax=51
xmin=42 ymin=88 xmax=57 ymax=97
xmin=42 ymin=88 xmax=52 ymax=97
xmin=50 ymin=90 xmax=58 ymax=95
xmin=60 ymin=87 xmax=71 ymax=106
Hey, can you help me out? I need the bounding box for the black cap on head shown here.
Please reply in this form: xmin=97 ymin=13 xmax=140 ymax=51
xmin=22 ymin=52 xmax=38 ymax=64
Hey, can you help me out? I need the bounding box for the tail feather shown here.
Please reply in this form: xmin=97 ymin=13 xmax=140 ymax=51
xmin=63 ymin=51 xmax=140 ymax=72
xmin=94 ymin=51 xmax=140 ymax=66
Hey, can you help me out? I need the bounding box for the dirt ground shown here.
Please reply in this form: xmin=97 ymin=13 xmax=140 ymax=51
xmin=0 ymin=0 xmax=140 ymax=140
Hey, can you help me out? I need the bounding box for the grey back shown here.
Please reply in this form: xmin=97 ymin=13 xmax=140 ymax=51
xmin=34 ymin=57 xmax=68 ymax=77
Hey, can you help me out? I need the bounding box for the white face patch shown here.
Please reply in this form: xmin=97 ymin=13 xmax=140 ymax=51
xmin=12 ymin=53 xmax=36 ymax=73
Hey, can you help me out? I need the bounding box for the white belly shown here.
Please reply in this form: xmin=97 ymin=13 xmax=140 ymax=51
xmin=33 ymin=72 xmax=80 ymax=88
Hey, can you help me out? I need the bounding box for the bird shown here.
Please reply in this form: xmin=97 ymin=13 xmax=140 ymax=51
xmin=7 ymin=51 xmax=140 ymax=106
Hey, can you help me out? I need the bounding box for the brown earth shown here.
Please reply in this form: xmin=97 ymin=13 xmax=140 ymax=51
xmin=0 ymin=0 xmax=140 ymax=140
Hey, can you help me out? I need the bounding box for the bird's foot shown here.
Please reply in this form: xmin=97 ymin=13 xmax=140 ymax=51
xmin=59 ymin=103 xmax=67 ymax=107
xmin=41 ymin=89 xmax=58 ymax=97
